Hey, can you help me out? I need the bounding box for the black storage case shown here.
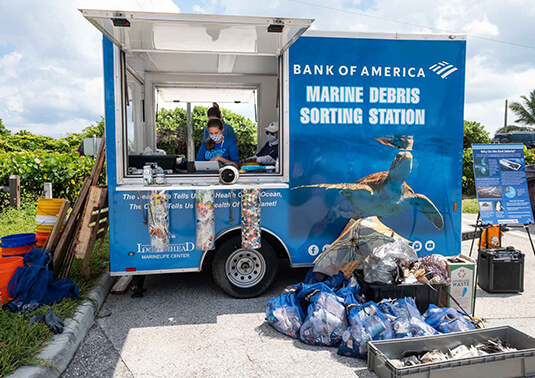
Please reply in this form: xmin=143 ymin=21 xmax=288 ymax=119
xmin=357 ymin=277 xmax=445 ymax=314
xmin=478 ymin=247 xmax=524 ymax=293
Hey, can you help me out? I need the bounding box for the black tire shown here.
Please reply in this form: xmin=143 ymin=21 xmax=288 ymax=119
xmin=212 ymin=234 xmax=278 ymax=298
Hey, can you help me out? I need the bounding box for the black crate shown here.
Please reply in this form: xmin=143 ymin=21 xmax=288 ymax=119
xmin=478 ymin=247 xmax=524 ymax=293
xmin=358 ymin=278 xmax=445 ymax=314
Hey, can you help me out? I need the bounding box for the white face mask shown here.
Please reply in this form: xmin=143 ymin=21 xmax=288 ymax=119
xmin=210 ymin=134 xmax=223 ymax=142
xmin=267 ymin=134 xmax=277 ymax=143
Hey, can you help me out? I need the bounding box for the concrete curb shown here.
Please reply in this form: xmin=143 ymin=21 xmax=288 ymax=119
xmin=8 ymin=272 xmax=116 ymax=378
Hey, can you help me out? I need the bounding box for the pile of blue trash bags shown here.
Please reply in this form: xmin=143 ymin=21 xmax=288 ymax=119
xmin=265 ymin=270 xmax=475 ymax=359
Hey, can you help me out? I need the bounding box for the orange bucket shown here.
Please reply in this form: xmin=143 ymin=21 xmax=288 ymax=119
xmin=1 ymin=244 xmax=35 ymax=257
xmin=0 ymin=256 xmax=23 ymax=305
xmin=36 ymin=232 xmax=49 ymax=247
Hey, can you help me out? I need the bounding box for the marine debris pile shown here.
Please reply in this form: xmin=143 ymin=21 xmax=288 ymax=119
xmin=391 ymin=338 xmax=517 ymax=367
xmin=265 ymin=268 xmax=477 ymax=360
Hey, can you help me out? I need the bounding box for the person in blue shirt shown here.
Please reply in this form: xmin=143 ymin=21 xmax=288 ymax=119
xmin=197 ymin=118 xmax=239 ymax=169
xmin=202 ymin=102 xmax=237 ymax=143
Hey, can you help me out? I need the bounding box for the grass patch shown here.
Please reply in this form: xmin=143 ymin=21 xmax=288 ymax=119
xmin=0 ymin=202 xmax=109 ymax=376
xmin=462 ymin=198 xmax=479 ymax=214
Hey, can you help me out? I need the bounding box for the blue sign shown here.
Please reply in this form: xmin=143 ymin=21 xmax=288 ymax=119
xmin=288 ymin=36 xmax=466 ymax=257
xmin=472 ymin=144 xmax=534 ymax=225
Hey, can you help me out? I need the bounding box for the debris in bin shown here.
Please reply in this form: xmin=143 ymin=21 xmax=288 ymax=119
xmin=415 ymin=256 xmax=451 ymax=285
xmin=241 ymin=189 xmax=261 ymax=249
xmin=390 ymin=338 xmax=518 ymax=367
xmin=363 ymin=240 xmax=418 ymax=284
xmin=148 ymin=191 xmax=169 ymax=252
xmin=313 ymin=217 xmax=409 ymax=277
xmin=195 ymin=189 xmax=215 ymax=251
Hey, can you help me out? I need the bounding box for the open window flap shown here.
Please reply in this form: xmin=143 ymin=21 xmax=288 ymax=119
xmin=157 ymin=87 xmax=256 ymax=104
xmin=81 ymin=9 xmax=313 ymax=56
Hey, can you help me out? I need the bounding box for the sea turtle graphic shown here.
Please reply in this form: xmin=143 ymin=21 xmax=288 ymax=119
xmin=294 ymin=151 xmax=444 ymax=229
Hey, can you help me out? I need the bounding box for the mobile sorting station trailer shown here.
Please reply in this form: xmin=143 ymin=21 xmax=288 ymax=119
xmin=82 ymin=9 xmax=466 ymax=297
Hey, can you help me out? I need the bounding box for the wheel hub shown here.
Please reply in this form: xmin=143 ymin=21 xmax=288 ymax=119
xmin=225 ymin=249 xmax=266 ymax=288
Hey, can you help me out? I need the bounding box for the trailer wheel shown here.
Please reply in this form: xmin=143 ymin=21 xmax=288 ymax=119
xmin=212 ymin=235 xmax=278 ymax=298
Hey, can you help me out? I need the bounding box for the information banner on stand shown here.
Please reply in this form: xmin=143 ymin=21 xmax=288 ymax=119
xmin=472 ymin=144 xmax=534 ymax=225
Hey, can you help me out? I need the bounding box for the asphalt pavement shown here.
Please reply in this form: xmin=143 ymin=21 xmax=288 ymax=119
xmin=63 ymin=214 xmax=535 ymax=378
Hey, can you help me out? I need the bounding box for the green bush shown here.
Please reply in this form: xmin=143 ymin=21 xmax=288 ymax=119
xmin=0 ymin=118 xmax=104 ymax=154
xmin=156 ymin=106 xmax=257 ymax=158
xmin=463 ymin=121 xmax=491 ymax=149
xmin=462 ymin=148 xmax=475 ymax=196
xmin=0 ymin=152 xmax=95 ymax=205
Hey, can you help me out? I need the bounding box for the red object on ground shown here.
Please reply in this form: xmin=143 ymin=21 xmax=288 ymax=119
xmin=0 ymin=256 xmax=24 ymax=305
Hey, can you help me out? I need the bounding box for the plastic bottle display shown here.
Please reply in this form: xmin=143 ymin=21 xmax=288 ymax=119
xmin=148 ymin=191 xmax=169 ymax=252
xmin=196 ymin=189 xmax=215 ymax=251
xmin=241 ymin=189 xmax=261 ymax=249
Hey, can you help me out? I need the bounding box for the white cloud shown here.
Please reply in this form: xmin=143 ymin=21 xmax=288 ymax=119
xmin=193 ymin=4 xmax=207 ymax=13
xmin=0 ymin=0 xmax=179 ymax=137
xmin=463 ymin=16 xmax=500 ymax=37
xmin=0 ymin=0 xmax=533 ymax=137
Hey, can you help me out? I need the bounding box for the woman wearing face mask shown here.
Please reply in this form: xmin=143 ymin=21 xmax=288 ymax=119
xmin=196 ymin=118 xmax=239 ymax=169
xmin=243 ymin=122 xmax=279 ymax=165
xmin=202 ymin=102 xmax=237 ymax=143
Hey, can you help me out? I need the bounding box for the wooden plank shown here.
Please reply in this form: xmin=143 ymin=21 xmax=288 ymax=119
xmin=80 ymin=208 xmax=107 ymax=276
xmin=111 ymin=276 xmax=133 ymax=295
xmin=53 ymin=177 xmax=91 ymax=279
xmin=90 ymin=134 xmax=106 ymax=186
xmin=73 ymin=186 xmax=107 ymax=259
xmin=43 ymin=200 xmax=70 ymax=251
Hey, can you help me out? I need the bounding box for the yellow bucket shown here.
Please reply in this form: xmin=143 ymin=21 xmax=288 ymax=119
xmin=36 ymin=224 xmax=54 ymax=233
xmin=37 ymin=199 xmax=65 ymax=216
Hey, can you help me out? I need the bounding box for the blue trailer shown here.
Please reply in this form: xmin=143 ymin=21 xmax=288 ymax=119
xmin=82 ymin=10 xmax=466 ymax=297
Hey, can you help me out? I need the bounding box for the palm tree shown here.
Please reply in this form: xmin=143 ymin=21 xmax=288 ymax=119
xmin=509 ymin=90 xmax=535 ymax=126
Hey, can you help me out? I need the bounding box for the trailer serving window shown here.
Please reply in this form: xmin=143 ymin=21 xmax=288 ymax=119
xmin=82 ymin=10 xmax=312 ymax=189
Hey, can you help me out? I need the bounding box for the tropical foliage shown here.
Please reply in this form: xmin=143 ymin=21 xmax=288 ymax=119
xmin=463 ymin=120 xmax=490 ymax=149
xmin=510 ymin=89 xmax=535 ymax=126
xmin=0 ymin=152 xmax=95 ymax=205
xmin=0 ymin=119 xmax=105 ymax=206
xmin=156 ymin=106 xmax=257 ymax=158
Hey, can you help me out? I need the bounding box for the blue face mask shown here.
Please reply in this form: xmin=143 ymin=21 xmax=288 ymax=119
xmin=267 ymin=134 xmax=277 ymax=143
xmin=210 ymin=134 xmax=223 ymax=142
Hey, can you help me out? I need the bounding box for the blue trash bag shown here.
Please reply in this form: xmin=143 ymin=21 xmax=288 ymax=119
xmin=322 ymin=271 xmax=349 ymax=290
xmin=303 ymin=269 xmax=327 ymax=285
xmin=303 ymin=269 xmax=349 ymax=290
xmin=338 ymin=303 xmax=372 ymax=358
xmin=378 ymin=298 xmax=438 ymax=338
xmin=298 ymin=283 xmax=347 ymax=346
xmin=378 ymin=301 xmax=411 ymax=338
xmin=6 ymin=248 xmax=79 ymax=312
xmin=423 ymin=304 xmax=475 ymax=333
xmin=265 ymin=284 xmax=305 ymax=338
xmin=338 ymin=301 xmax=394 ymax=359
xmin=335 ymin=285 xmax=361 ymax=305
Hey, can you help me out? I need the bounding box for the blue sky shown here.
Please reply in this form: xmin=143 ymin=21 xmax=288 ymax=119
xmin=0 ymin=0 xmax=534 ymax=137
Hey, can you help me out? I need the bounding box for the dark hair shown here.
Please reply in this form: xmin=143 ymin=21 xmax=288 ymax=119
xmin=205 ymin=118 xmax=224 ymax=150
xmin=207 ymin=102 xmax=222 ymax=120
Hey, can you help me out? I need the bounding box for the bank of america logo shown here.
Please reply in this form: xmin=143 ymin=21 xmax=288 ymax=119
xmin=429 ymin=61 xmax=458 ymax=79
